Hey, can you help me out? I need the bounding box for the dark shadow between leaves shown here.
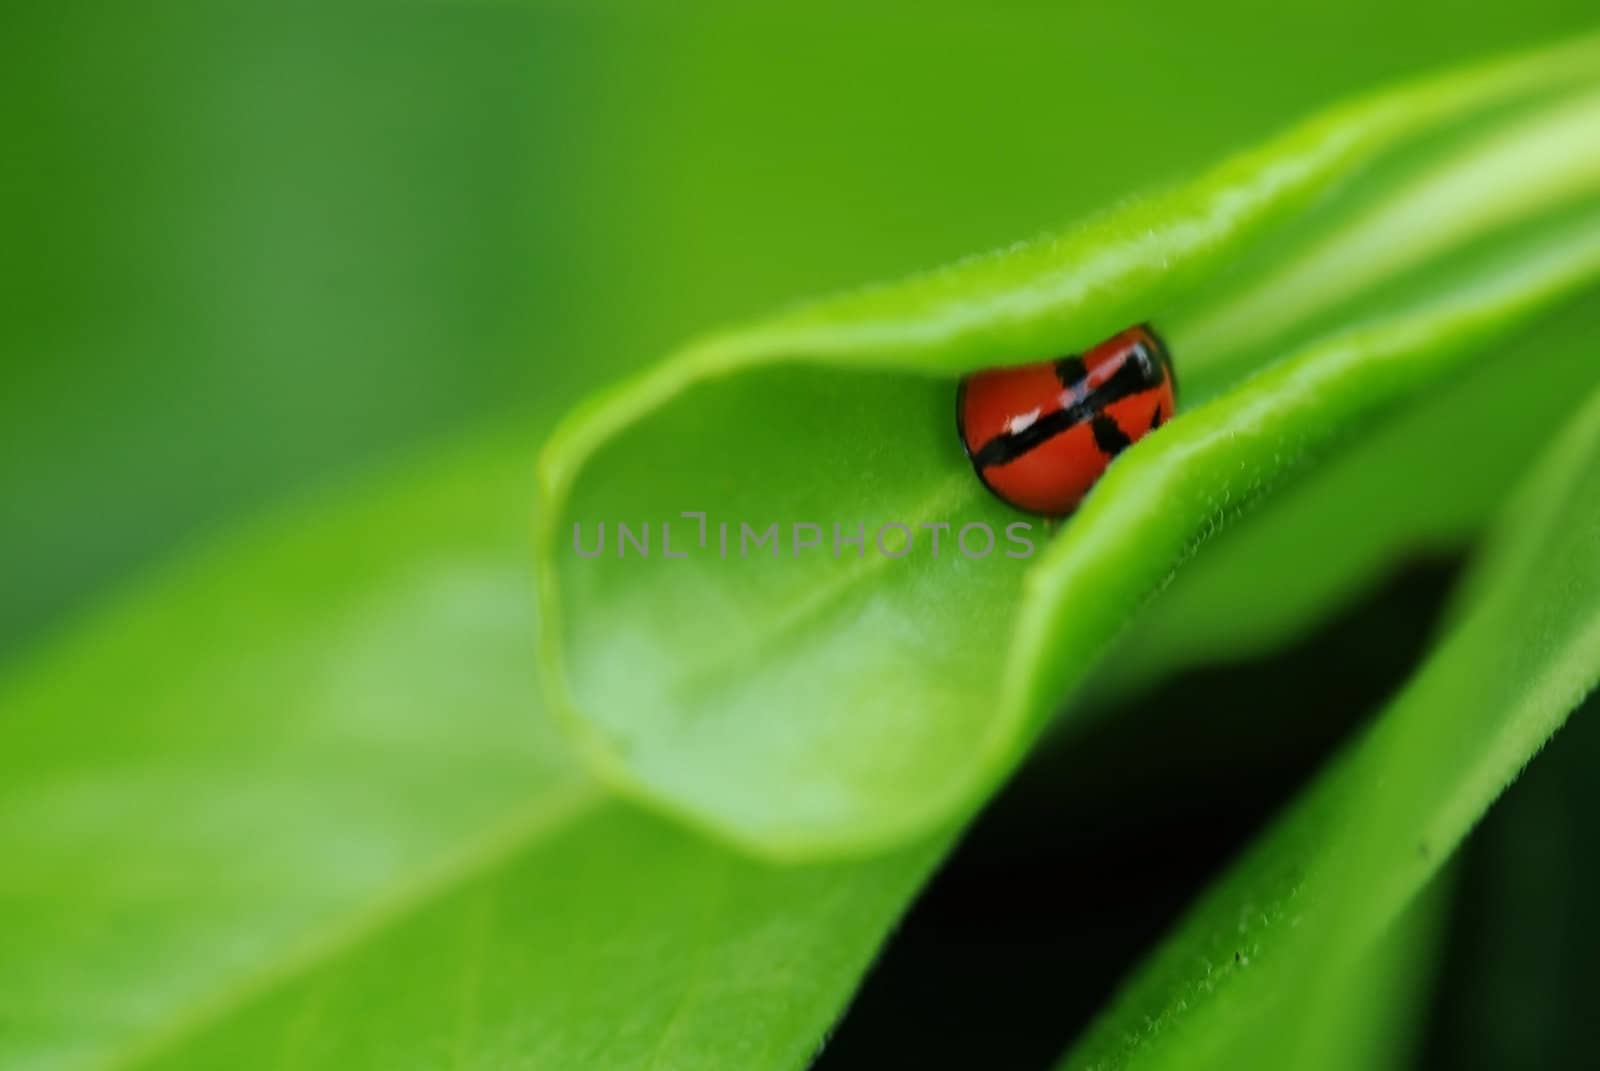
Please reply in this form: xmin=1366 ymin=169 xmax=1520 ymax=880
xmin=818 ymin=558 xmax=1462 ymax=1071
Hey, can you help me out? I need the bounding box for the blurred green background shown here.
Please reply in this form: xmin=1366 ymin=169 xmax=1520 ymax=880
xmin=3 ymin=3 xmax=1597 ymax=1067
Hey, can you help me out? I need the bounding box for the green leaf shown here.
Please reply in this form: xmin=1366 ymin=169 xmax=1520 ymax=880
xmin=1057 ymin=382 xmax=1600 ymax=1070
xmin=1294 ymin=879 xmax=1451 ymax=1071
xmin=536 ymin=38 xmax=1600 ymax=858
xmin=0 ymin=430 xmax=942 ymax=1070
xmin=1093 ymin=295 xmax=1598 ymax=695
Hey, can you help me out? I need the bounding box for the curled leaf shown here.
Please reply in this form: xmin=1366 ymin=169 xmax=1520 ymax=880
xmin=536 ymin=37 xmax=1600 ymax=857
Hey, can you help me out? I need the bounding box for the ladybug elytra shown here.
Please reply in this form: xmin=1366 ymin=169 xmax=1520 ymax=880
xmin=957 ymin=324 xmax=1176 ymax=516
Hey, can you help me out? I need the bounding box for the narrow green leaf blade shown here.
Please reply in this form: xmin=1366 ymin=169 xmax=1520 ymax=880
xmin=1058 ymin=382 xmax=1600 ymax=1070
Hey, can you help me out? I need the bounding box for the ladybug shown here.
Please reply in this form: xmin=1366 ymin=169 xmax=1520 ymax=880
xmin=957 ymin=324 xmax=1176 ymax=515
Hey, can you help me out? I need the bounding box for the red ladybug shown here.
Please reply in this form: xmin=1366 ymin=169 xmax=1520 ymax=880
xmin=957 ymin=324 xmax=1176 ymax=515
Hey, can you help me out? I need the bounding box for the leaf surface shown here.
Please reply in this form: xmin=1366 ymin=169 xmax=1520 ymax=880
xmin=537 ymin=43 xmax=1600 ymax=855
xmin=1057 ymin=382 xmax=1600 ymax=1070
xmin=0 ymin=433 xmax=940 ymax=1071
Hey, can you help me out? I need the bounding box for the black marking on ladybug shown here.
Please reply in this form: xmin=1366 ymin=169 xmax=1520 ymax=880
xmin=971 ymin=352 xmax=1163 ymax=469
xmin=1091 ymin=413 xmax=1132 ymax=456
xmin=1150 ymin=406 xmax=1164 ymax=431
xmin=1053 ymin=355 xmax=1087 ymax=389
